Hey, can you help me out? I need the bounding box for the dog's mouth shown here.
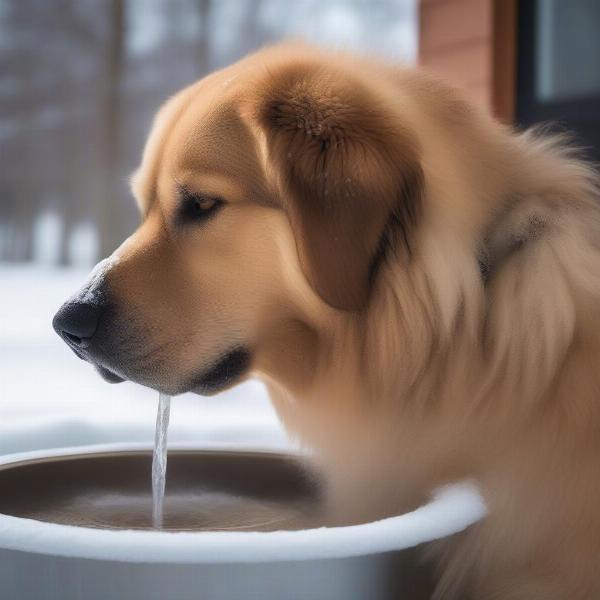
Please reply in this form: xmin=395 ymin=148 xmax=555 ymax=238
xmin=60 ymin=333 xmax=125 ymax=384
xmin=65 ymin=332 xmax=251 ymax=395
xmin=187 ymin=347 xmax=251 ymax=395
xmin=95 ymin=364 xmax=126 ymax=384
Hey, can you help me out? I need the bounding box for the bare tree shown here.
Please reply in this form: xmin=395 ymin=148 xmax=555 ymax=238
xmin=98 ymin=0 xmax=126 ymax=259
xmin=197 ymin=0 xmax=212 ymax=74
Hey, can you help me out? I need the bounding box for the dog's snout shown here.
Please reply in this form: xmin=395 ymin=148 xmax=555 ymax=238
xmin=52 ymin=301 xmax=104 ymax=347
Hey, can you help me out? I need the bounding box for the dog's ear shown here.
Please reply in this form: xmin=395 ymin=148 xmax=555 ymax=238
xmin=252 ymin=61 xmax=423 ymax=310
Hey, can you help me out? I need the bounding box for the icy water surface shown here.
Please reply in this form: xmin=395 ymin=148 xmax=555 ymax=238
xmin=152 ymin=392 xmax=171 ymax=528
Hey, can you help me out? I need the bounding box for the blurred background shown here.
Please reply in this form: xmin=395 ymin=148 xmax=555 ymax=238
xmin=0 ymin=0 xmax=417 ymax=454
xmin=0 ymin=0 xmax=417 ymax=267
xmin=0 ymin=0 xmax=599 ymax=454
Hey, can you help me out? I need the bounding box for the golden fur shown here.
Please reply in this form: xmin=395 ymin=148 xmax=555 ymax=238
xmin=72 ymin=44 xmax=600 ymax=598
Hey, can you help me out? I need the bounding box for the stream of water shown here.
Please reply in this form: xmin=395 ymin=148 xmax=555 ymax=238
xmin=152 ymin=392 xmax=171 ymax=528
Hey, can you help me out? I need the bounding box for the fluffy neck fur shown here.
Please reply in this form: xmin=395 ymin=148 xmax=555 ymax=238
xmin=270 ymin=117 xmax=600 ymax=527
xmin=261 ymin=60 xmax=600 ymax=600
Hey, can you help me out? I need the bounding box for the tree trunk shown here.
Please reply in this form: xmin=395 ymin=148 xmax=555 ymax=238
xmin=98 ymin=0 xmax=125 ymax=260
xmin=197 ymin=0 xmax=211 ymax=74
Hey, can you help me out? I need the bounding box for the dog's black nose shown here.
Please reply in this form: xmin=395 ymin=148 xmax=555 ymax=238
xmin=52 ymin=301 xmax=103 ymax=347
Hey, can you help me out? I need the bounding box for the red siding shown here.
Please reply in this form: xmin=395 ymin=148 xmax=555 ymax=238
xmin=418 ymin=0 xmax=517 ymax=123
xmin=419 ymin=0 xmax=493 ymax=111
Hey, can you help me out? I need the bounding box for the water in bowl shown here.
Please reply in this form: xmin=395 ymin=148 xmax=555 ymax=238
xmin=151 ymin=392 xmax=171 ymax=528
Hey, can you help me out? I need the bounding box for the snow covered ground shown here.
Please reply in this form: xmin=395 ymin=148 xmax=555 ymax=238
xmin=0 ymin=264 xmax=287 ymax=457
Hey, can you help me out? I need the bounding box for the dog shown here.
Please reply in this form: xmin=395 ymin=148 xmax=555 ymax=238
xmin=53 ymin=43 xmax=600 ymax=599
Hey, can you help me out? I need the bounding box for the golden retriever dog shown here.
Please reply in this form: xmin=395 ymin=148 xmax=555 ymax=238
xmin=53 ymin=43 xmax=600 ymax=599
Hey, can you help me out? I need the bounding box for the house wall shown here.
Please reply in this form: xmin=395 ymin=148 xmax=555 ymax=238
xmin=418 ymin=0 xmax=516 ymax=122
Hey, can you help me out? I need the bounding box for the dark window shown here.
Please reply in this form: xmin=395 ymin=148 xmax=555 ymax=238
xmin=517 ymin=0 xmax=600 ymax=161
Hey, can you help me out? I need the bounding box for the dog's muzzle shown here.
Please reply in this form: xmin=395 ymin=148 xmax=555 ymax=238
xmin=52 ymin=257 xmax=125 ymax=384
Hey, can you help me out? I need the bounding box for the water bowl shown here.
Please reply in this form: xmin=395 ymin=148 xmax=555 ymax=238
xmin=0 ymin=444 xmax=486 ymax=600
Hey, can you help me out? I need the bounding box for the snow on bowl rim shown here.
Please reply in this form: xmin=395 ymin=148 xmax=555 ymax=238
xmin=0 ymin=442 xmax=487 ymax=564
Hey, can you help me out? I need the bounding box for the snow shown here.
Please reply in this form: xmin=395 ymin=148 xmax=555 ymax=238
xmin=0 ymin=264 xmax=287 ymax=456
xmin=32 ymin=211 xmax=62 ymax=265
xmin=68 ymin=222 xmax=99 ymax=267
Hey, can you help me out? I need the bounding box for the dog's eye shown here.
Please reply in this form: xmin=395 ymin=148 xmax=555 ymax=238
xmin=179 ymin=194 xmax=224 ymax=224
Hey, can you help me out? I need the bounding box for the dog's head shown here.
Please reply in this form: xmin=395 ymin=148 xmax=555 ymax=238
xmin=53 ymin=45 xmax=423 ymax=396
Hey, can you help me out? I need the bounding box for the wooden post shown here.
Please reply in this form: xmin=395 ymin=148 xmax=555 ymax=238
xmin=418 ymin=0 xmax=518 ymax=124
xmin=492 ymin=0 xmax=518 ymax=123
